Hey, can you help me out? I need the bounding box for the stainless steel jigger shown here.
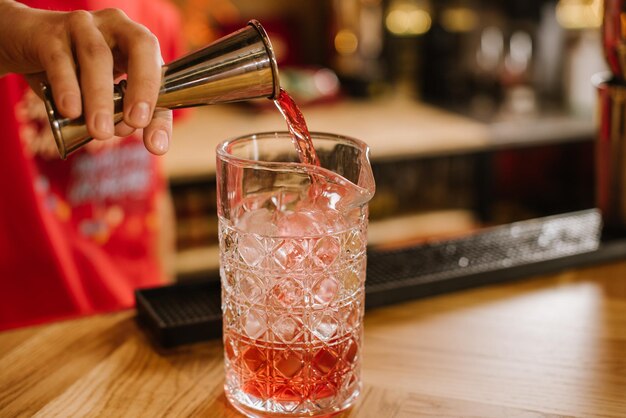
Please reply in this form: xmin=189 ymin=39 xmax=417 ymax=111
xmin=42 ymin=20 xmax=280 ymax=159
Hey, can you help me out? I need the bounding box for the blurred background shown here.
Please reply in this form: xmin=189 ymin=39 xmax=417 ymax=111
xmin=164 ymin=0 xmax=606 ymax=278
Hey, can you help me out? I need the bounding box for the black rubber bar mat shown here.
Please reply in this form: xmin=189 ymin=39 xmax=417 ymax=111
xmin=136 ymin=209 xmax=622 ymax=347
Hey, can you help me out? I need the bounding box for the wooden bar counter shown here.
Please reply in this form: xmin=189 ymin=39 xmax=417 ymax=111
xmin=1 ymin=260 xmax=625 ymax=417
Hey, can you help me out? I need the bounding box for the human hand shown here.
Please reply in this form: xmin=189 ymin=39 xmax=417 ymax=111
xmin=0 ymin=1 xmax=171 ymax=155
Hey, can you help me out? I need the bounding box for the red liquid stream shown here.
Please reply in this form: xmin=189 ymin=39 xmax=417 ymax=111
xmin=274 ymin=88 xmax=321 ymax=167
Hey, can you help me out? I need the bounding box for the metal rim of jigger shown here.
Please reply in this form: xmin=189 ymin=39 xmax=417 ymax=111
xmin=248 ymin=19 xmax=281 ymax=100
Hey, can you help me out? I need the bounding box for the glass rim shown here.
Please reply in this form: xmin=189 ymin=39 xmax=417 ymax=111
xmin=216 ymin=131 xmax=371 ymax=169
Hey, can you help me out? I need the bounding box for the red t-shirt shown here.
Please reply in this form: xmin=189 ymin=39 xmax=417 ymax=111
xmin=0 ymin=0 xmax=184 ymax=330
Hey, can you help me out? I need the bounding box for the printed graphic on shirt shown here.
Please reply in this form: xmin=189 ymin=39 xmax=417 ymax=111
xmin=15 ymin=89 xmax=58 ymax=159
xmin=68 ymin=144 xmax=156 ymax=244
xmin=69 ymin=145 xmax=153 ymax=204
xmin=15 ymin=87 xmax=160 ymax=246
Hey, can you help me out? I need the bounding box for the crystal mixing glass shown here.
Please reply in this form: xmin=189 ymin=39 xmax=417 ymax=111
xmin=217 ymin=132 xmax=375 ymax=417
